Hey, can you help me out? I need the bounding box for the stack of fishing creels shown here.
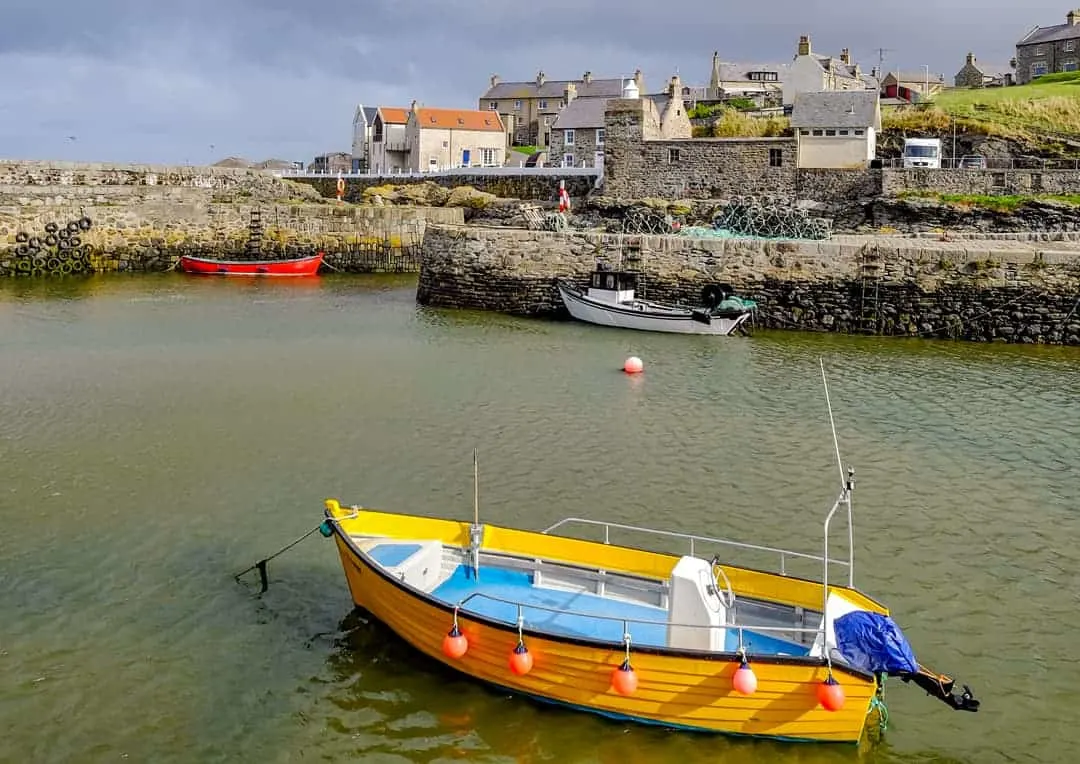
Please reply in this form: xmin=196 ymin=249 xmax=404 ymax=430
xmin=621 ymin=206 xmax=677 ymax=235
xmin=7 ymin=217 xmax=95 ymax=276
xmin=713 ymin=195 xmax=831 ymax=240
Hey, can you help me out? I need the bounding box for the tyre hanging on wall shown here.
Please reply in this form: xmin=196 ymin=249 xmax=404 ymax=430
xmin=45 ymin=222 xmax=59 ymax=234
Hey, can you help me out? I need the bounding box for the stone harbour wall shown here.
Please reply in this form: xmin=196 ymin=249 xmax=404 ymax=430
xmin=418 ymin=224 xmax=1080 ymax=344
xmin=291 ymin=172 xmax=599 ymax=203
xmin=0 ymin=181 xmax=462 ymax=276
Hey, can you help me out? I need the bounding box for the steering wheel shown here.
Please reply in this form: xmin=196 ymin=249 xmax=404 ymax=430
xmin=709 ymin=557 xmax=736 ymax=610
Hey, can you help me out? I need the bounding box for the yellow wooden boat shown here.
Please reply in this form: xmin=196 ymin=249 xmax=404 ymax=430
xmin=321 ymin=462 xmax=979 ymax=746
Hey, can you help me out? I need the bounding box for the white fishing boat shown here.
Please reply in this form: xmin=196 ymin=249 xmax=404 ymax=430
xmin=554 ymin=266 xmax=756 ymax=335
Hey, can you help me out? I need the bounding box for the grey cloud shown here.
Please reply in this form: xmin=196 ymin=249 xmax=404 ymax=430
xmin=0 ymin=0 xmax=1065 ymax=163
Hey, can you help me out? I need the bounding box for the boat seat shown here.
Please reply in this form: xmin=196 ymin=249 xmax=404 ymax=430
xmin=666 ymin=555 xmax=727 ymax=651
xmin=366 ymin=540 xmax=444 ymax=592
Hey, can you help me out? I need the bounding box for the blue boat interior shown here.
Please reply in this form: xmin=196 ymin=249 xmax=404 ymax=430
xmin=363 ymin=540 xmax=811 ymax=657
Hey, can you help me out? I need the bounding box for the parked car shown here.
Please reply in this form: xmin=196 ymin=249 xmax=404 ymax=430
xmin=958 ymin=155 xmax=987 ymax=170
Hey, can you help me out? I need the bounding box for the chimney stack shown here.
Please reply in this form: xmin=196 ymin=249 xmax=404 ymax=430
xmin=490 ymin=74 xmax=499 ymax=88
xmin=409 ymin=99 xmax=417 ymax=113
xmin=798 ymin=35 xmax=811 ymax=56
xmin=633 ymin=69 xmax=644 ymax=89
xmin=536 ymin=70 xmax=546 ymax=86
xmin=1068 ymin=9 xmax=1079 ymax=24
xmin=668 ymin=73 xmax=683 ymax=97
xmin=583 ymin=71 xmax=592 ymax=84
xmin=966 ymin=52 xmax=975 ymax=64
xmin=564 ymin=83 xmax=577 ymax=104
xmin=840 ymin=48 xmax=851 ymax=64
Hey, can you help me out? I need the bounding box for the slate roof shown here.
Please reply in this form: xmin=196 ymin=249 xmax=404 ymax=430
xmin=884 ymin=70 xmax=946 ymax=83
xmin=550 ymin=97 xmax=610 ymax=129
xmin=550 ymin=94 xmax=672 ymax=130
xmin=710 ymin=61 xmax=789 ymax=82
xmin=1018 ymin=21 xmax=1080 ymax=46
xmin=790 ymin=90 xmax=880 ymax=129
xmin=482 ymin=77 xmax=628 ymax=100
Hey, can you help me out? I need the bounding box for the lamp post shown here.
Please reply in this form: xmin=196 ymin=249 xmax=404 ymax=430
xmin=923 ymin=64 xmax=929 ymax=99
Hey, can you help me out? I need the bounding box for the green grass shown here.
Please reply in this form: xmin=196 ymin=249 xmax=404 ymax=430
xmin=906 ymin=71 xmax=1080 ymax=141
xmin=511 ymin=145 xmax=542 ymax=155
xmin=898 ymin=190 xmax=1080 ymax=211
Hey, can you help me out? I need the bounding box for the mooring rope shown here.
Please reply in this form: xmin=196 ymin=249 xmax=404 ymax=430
xmin=233 ymin=520 xmax=332 ymax=594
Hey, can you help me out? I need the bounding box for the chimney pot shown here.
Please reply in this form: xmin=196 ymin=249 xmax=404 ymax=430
xmin=583 ymin=71 xmax=592 ymax=83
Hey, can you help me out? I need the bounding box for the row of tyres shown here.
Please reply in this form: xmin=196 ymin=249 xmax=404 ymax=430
xmin=8 ymin=216 xmax=95 ymax=276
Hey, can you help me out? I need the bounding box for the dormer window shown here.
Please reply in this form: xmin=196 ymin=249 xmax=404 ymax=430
xmin=457 ymin=118 xmax=464 ymax=125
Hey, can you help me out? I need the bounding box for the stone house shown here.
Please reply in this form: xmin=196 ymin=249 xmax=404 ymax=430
xmin=790 ymin=91 xmax=880 ymax=169
xmin=1014 ymin=9 xmax=1080 ymax=84
xmin=404 ymin=103 xmax=505 ymax=172
xmin=350 ymin=105 xmax=378 ymax=172
xmin=601 ymin=82 xmax=792 ymax=200
xmin=309 ymin=152 xmax=352 ymax=174
xmin=551 ymin=76 xmax=692 ymax=168
xmin=478 ymin=70 xmax=643 ymax=149
xmin=369 ymin=107 xmax=410 ymax=174
xmin=782 ymin=36 xmax=878 ymax=106
xmin=679 ymin=52 xmax=787 ymax=106
xmin=879 ymin=70 xmax=946 ymax=101
xmin=953 ymin=53 xmax=1014 ymax=88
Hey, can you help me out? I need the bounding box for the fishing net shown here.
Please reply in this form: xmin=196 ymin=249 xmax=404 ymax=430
xmin=621 ymin=207 xmax=678 ymax=235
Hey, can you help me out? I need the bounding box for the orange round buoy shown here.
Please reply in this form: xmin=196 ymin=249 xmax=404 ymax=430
xmin=817 ymin=675 xmax=845 ymax=711
xmin=611 ymin=659 xmax=639 ymax=695
xmin=336 ymin=177 xmax=345 ymax=192
xmin=442 ymin=624 xmax=468 ymax=659
xmin=509 ymin=642 xmax=533 ymax=675
xmin=623 ymin=356 xmax=643 ymax=374
xmin=732 ymin=659 xmax=757 ymax=696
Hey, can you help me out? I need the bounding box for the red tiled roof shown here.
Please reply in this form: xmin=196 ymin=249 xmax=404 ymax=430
xmin=377 ymin=107 xmax=410 ymax=124
xmin=414 ymin=107 xmax=504 ymax=132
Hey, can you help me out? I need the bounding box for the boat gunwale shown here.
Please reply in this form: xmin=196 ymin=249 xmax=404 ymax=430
xmin=325 ymin=510 xmax=878 ymax=683
xmin=178 ymin=253 xmax=324 ymax=267
xmin=554 ymin=278 xmax=754 ymax=321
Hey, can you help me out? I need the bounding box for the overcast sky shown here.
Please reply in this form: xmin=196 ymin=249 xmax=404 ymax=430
xmin=0 ymin=0 xmax=1064 ymax=165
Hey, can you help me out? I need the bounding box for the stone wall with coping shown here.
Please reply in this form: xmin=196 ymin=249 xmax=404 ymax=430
xmin=0 ymin=160 xmax=319 ymax=199
xmin=883 ymin=168 xmax=1080 ymax=196
xmin=294 ymin=172 xmax=599 ymax=203
xmin=418 ymin=224 xmax=1080 ymax=344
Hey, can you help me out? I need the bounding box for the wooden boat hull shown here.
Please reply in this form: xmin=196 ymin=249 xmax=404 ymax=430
xmin=555 ymin=280 xmax=751 ymax=335
xmin=178 ymin=253 xmax=323 ymax=276
xmin=323 ymin=501 xmax=881 ymax=744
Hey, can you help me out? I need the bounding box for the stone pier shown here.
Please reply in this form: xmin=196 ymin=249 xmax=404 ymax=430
xmin=418 ymin=224 xmax=1080 ymax=344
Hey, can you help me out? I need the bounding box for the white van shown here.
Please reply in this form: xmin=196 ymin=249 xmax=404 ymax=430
xmin=902 ymin=138 xmax=942 ymax=169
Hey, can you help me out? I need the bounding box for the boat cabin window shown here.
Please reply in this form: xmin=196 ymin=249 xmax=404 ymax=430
xmin=591 ymin=271 xmax=636 ymax=290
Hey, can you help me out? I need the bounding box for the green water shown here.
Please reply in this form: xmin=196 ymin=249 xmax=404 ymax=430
xmin=1 ymin=274 xmax=1077 ymax=764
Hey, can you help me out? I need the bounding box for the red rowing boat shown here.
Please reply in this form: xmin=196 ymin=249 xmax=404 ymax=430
xmin=178 ymin=252 xmax=324 ymax=277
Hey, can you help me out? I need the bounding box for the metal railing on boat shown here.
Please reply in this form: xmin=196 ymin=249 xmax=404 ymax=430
xmin=450 ymin=589 xmax=828 ymax=655
xmin=541 ymin=517 xmax=850 ymax=579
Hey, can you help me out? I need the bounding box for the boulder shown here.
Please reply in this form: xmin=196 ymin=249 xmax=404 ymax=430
xmin=445 ymin=185 xmax=497 ymax=209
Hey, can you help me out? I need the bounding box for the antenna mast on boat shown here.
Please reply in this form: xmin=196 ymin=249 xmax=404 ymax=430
xmin=470 ymin=448 xmax=482 ymax=581
xmin=819 ymin=359 xmax=856 ymax=596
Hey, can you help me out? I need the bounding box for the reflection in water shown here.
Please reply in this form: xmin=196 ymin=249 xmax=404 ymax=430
xmin=0 ymin=274 xmax=1076 ymax=764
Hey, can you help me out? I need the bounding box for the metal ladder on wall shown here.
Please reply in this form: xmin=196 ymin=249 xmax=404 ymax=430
xmin=857 ymin=245 xmax=882 ymax=335
xmin=245 ymin=209 xmax=264 ymax=260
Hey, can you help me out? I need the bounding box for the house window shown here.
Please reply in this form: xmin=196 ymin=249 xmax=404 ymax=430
xmin=1034 ymin=46 xmax=1045 ymax=56
xmin=839 ymin=129 xmax=849 ymax=135
xmin=854 ymin=129 xmax=865 ymax=135
xmin=800 ymin=129 xmax=810 ymax=135
xmin=539 ymin=99 xmax=548 ymax=109
xmin=1066 ymin=40 xmax=1077 ymax=52
xmin=596 ymin=128 xmax=605 ymax=146
xmin=514 ymin=100 xmax=522 ymax=109
xmin=429 ymin=157 xmax=438 ymax=168
xmin=563 ymin=153 xmax=575 ymax=167
xmin=825 ymin=129 xmax=836 ymax=136
xmin=769 ymin=148 xmax=783 ymax=167
xmin=1031 ymin=173 xmax=1043 ymax=190
xmin=565 ymin=129 xmax=575 ymax=146
xmin=488 ymin=102 xmax=498 ymax=110
xmin=812 ymin=129 xmax=823 ymax=136
xmin=1032 ymin=62 xmax=1049 ymax=76
xmin=481 ymin=148 xmax=497 ymax=166
xmin=544 ymin=115 xmax=553 ymax=125
xmin=1061 ymin=61 xmax=1078 ymax=72
xmin=668 ymin=148 xmax=680 ymax=163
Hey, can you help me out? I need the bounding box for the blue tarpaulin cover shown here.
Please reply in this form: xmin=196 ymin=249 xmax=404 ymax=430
xmin=834 ymin=610 xmax=919 ymax=675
